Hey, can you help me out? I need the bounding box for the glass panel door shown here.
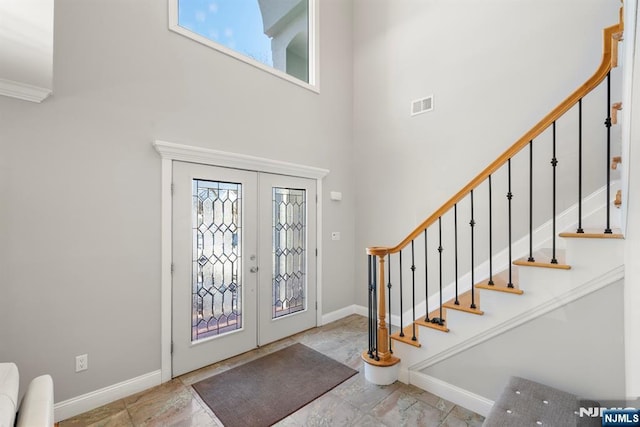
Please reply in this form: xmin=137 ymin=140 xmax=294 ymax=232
xmin=259 ymin=174 xmax=316 ymax=345
xmin=172 ymin=163 xmax=317 ymax=375
xmin=172 ymin=162 xmax=258 ymax=377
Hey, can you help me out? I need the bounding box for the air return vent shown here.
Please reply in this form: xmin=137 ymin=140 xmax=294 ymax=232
xmin=411 ymin=95 xmax=434 ymax=116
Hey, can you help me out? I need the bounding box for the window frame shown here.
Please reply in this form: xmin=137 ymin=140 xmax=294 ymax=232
xmin=168 ymin=0 xmax=319 ymax=93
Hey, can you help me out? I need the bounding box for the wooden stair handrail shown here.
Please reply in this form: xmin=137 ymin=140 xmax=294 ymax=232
xmin=375 ymin=21 xmax=622 ymax=256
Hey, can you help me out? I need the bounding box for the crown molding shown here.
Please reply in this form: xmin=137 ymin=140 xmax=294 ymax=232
xmin=0 ymin=78 xmax=51 ymax=103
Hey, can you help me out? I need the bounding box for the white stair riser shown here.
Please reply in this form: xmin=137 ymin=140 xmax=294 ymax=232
xmin=476 ymin=290 xmax=528 ymax=316
xmin=564 ymin=238 xmax=624 ymax=272
xmin=517 ymin=267 xmax=573 ymax=295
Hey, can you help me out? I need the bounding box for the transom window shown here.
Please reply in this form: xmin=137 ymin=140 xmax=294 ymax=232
xmin=169 ymin=0 xmax=317 ymax=90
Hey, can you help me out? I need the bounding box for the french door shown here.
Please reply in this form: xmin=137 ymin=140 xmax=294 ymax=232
xmin=171 ymin=162 xmax=317 ymax=376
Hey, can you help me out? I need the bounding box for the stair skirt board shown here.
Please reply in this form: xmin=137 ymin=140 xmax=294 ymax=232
xmin=382 ymin=182 xmax=620 ymax=332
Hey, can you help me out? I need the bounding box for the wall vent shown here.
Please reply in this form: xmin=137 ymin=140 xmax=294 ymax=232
xmin=411 ymin=95 xmax=434 ymax=116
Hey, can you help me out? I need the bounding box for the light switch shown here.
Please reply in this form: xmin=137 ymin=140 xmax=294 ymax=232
xmin=331 ymin=232 xmax=341 ymax=241
xmin=330 ymin=191 xmax=342 ymax=201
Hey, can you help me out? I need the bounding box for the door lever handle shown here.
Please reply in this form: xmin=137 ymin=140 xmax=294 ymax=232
xmin=250 ymin=266 xmax=259 ymax=273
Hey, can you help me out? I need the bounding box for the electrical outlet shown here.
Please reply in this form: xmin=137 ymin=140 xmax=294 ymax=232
xmin=75 ymin=354 xmax=88 ymax=372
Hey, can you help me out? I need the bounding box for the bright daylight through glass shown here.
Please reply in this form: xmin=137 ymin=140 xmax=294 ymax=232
xmin=178 ymin=0 xmax=310 ymax=83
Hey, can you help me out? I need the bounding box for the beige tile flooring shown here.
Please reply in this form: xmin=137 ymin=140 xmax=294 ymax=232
xmin=60 ymin=315 xmax=484 ymax=426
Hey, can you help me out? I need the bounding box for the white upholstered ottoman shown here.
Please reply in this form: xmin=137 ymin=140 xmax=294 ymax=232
xmin=483 ymin=376 xmax=600 ymax=427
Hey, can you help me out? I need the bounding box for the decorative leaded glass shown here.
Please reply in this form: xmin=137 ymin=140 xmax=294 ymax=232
xmin=272 ymin=187 xmax=306 ymax=318
xmin=192 ymin=179 xmax=242 ymax=341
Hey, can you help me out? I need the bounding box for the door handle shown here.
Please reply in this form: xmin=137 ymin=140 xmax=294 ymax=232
xmin=250 ymin=266 xmax=259 ymax=273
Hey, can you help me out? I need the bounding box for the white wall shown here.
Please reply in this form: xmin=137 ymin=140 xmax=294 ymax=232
xmin=422 ymin=280 xmax=626 ymax=401
xmin=0 ymin=0 xmax=355 ymax=402
xmin=353 ymin=0 xmax=622 ymax=308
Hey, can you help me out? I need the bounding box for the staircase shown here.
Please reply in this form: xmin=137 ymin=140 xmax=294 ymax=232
xmin=391 ymin=225 xmax=624 ymax=371
xmin=361 ymin=6 xmax=626 ymax=408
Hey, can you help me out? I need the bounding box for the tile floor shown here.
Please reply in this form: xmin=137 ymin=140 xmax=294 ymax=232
xmin=59 ymin=315 xmax=484 ymax=426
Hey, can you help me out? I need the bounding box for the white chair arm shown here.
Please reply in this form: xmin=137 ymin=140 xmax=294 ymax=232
xmin=0 ymin=363 xmax=19 ymax=427
xmin=16 ymin=375 xmax=54 ymax=427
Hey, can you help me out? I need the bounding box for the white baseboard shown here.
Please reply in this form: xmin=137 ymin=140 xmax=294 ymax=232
xmin=321 ymin=304 xmax=360 ymax=324
xmin=409 ymin=371 xmax=494 ymax=417
xmin=353 ymin=304 xmax=368 ymax=318
xmin=54 ymin=370 xmax=162 ymax=422
xmin=351 ymin=304 xmax=403 ymax=327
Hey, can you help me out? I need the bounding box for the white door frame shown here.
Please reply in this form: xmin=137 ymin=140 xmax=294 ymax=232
xmin=154 ymin=140 xmax=329 ymax=382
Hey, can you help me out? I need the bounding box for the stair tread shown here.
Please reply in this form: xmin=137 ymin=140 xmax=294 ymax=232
xmin=475 ymin=269 xmax=524 ymax=295
xmin=513 ymin=249 xmax=570 ymax=270
xmin=443 ymin=289 xmax=484 ymax=315
xmin=559 ymin=228 xmax=623 ymax=239
xmin=390 ymin=324 xmax=421 ymax=347
xmin=415 ymin=308 xmax=449 ymax=332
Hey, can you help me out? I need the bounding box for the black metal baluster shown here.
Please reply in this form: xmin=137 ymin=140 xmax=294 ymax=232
xmin=367 ymin=254 xmax=373 ymax=358
xmin=577 ymin=99 xmax=584 ymax=233
xmin=528 ymin=141 xmax=535 ymax=262
xmin=507 ymin=159 xmax=514 ymax=287
xmin=432 ymin=217 xmax=445 ymax=326
xmin=387 ymin=253 xmax=392 ymax=353
xmin=470 ymin=190 xmax=477 ymax=309
xmin=551 ymin=122 xmax=559 ymax=264
xmin=605 ymin=72 xmax=613 ymax=234
xmin=368 ymin=255 xmax=378 ymax=359
xmin=424 ymin=229 xmax=430 ymax=322
xmin=454 ymin=204 xmax=459 ymax=305
xmin=488 ymin=175 xmax=494 ymax=285
xmin=399 ymin=250 xmax=404 ymax=337
xmin=373 ymin=255 xmax=378 ymax=360
xmin=411 ymin=241 xmax=417 ymax=341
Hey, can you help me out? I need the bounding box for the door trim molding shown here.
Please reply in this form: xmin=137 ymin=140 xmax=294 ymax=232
xmin=153 ymin=140 xmax=329 ymax=382
xmin=154 ymin=140 xmax=329 ymax=179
